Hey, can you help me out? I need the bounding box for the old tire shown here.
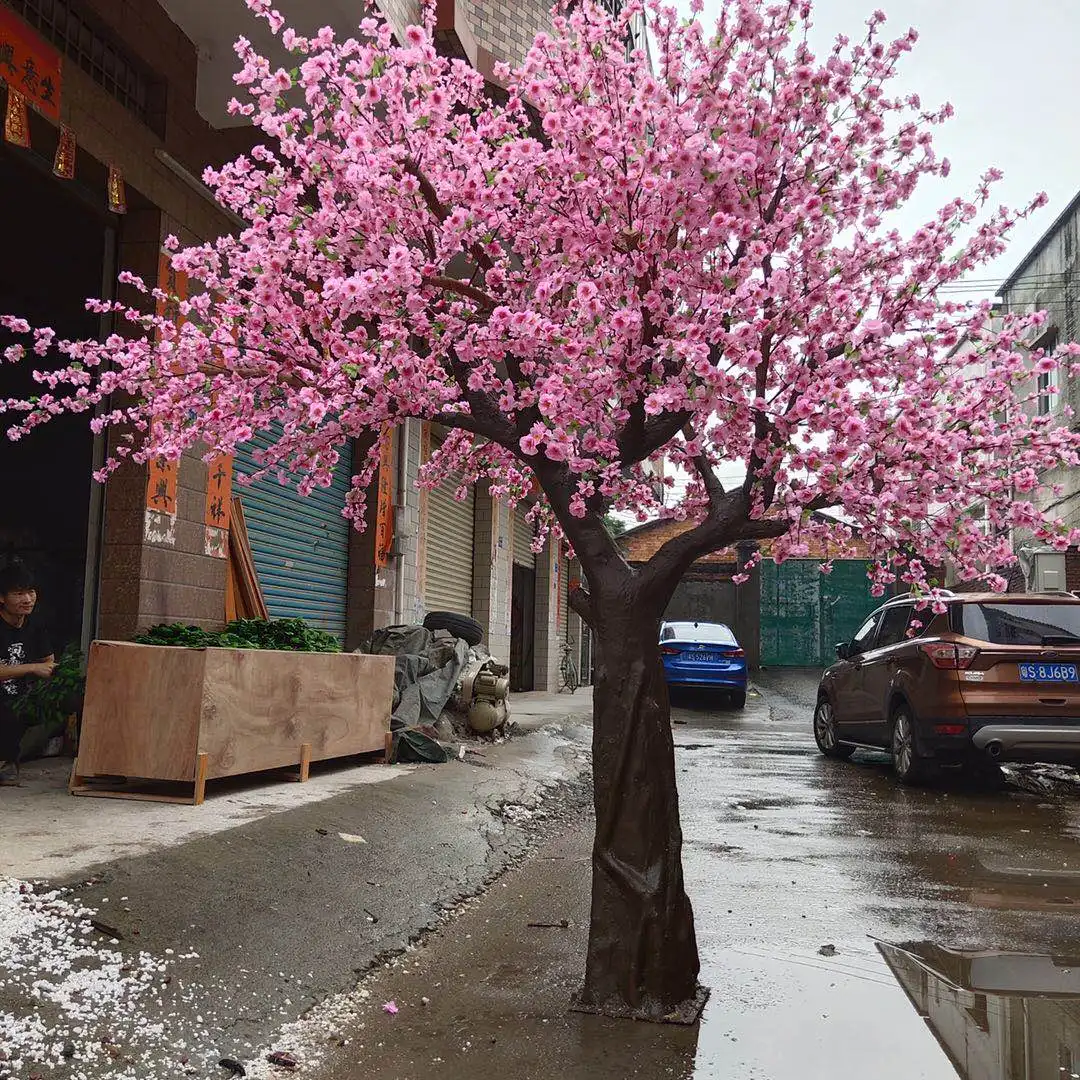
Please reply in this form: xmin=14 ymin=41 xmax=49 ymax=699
xmin=892 ymin=707 xmax=933 ymax=786
xmin=813 ymin=698 xmax=855 ymax=759
xmin=423 ymin=610 xmax=483 ymax=647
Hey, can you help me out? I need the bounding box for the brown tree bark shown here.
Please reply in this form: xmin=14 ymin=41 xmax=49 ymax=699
xmin=576 ymin=570 xmax=706 ymax=1022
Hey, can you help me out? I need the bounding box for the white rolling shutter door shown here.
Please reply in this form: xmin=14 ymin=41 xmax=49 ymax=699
xmin=512 ymin=504 xmax=535 ymax=568
xmin=424 ymin=474 xmax=475 ymax=613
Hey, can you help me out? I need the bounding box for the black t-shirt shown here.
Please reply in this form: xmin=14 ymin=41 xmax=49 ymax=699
xmin=0 ymin=616 xmax=52 ymax=697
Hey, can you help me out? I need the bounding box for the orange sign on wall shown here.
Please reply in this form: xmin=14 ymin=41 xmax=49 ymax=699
xmin=375 ymin=431 xmax=395 ymax=568
xmin=204 ymin=455 xmax=233 ymax=530
xmin=0 ymin=7 xmax=62 ymax=123
xmin=146 ymin=455 xmax=178 ymax=514
xmin=156 ymin=252 xmax=188 ymax=329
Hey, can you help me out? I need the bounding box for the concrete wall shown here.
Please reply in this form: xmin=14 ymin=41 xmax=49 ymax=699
xmin=532 ymin=540 xmax=559 ymax=690
xmin=432 ymin=0 xmax=551 ymax=80
xmin=5 ymin=0 xmax=558 ymax=645
xmin=472 ymin=488 xmax=513 ymax=660
xmin=656 ymin=563 xmax=761 ymax=669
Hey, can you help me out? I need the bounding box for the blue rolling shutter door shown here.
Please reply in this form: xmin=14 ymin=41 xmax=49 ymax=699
xmin=233 ymin=429 xmax=353 ymax=639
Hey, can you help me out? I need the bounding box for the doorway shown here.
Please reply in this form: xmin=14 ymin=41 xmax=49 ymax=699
xmin=0 ymin=142 xmax=108 ymax=654
xmin=510 ymin=562 xmax=536 ymax=692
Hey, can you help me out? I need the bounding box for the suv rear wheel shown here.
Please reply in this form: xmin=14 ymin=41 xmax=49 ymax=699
xmin=892 ymin=707 xmax=934 ymax=785
xmin=814 ymin=698 xmax=855 ymax=760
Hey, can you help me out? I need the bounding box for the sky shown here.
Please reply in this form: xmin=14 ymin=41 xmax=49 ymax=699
xmin=647 ymin=0 xmax=1080 ymax=501
xmin=686 ymin=0 xmax=1080 ymax=289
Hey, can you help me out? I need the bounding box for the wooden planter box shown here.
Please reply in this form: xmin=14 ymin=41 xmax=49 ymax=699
xmin=71 ymin=641 xmax=394 ymax=804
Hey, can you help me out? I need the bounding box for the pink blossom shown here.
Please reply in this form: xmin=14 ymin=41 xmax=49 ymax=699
xmin=0 ymin=0 xmax=1072 ymax=612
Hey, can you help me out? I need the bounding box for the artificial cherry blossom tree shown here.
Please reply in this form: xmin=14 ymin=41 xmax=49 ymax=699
xmin=5 ymin=0 xmax=1080 ymax=1021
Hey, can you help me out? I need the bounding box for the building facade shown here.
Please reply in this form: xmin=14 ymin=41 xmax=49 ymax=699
xmin=0 ymin=0 xmax=582 ymax=690
xmin=985 ymin=187 xmax=1080 ymax=591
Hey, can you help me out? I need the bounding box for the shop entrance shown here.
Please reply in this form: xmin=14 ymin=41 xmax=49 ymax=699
xmin=0 ymin=143 xmax=109 ymax=654
xmin=509 ymin=562 xmax=535 ymax=692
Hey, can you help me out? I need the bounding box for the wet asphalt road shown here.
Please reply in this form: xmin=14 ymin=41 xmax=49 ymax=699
xmin=303 ymin=669 xmax=1080 ymax=1079
xmin=683 ymin=670 xmax=1080 ymax=1079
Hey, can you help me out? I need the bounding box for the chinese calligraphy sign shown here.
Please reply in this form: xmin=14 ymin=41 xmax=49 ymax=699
xmin=203 ymin=454 xmax=233 ymax=559
xmin=204 ymin=455 xmax=233 ymax=530
xmin=374 ymin=431 xmax=394 ymax=568
xmin=0 ymin=8 xmax=62 ymax=123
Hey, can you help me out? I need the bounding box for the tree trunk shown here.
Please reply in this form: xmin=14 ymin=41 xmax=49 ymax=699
xmin=578 ymin=582 xmax=705 ymax=1022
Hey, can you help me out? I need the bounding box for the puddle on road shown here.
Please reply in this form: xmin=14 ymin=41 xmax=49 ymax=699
xmin=878 ymin=941 xmax=1080 ymax=1080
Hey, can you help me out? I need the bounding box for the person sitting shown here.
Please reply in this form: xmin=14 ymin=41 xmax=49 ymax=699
xmin=0 ymin=560 xmax=55 ymax=783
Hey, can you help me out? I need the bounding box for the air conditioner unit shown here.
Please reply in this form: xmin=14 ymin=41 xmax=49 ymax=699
xmin=1033 ymin=550 xmax=1067 ymax=593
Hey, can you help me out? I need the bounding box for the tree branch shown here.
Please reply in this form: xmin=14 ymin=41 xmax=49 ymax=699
xmin=569 ymin=583 xmax=595 ymax=627
xmin=638 ymin=489 xmax=789 ymax=605
xmin=616 ymin=409 xmax=692 ymax=465
xmin=430 ymin=409 xmax=504 ymax=440
xmin=403 ymin=156 xmax=495 ymax=273
xmin=682 ymin=423 xmax=725 ymax=510
xmin=529 ymin=456 xmax=624 ymax=573
xmin=422 ymin=276 xmax=497 ymax=310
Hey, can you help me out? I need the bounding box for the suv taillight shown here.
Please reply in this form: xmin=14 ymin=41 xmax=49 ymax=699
xmin=919 ymin=642 xmax=979 ymax=670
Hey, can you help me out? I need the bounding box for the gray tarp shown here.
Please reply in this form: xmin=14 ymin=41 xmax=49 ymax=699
xmin=361 ymin=625 xmax=469 ymax=762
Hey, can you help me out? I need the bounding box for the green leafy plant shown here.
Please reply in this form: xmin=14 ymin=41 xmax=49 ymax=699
xmin=134 ymin=618 xmax=341 ymax=653
xmin=12 ymin=644 xmax=85 ymax=729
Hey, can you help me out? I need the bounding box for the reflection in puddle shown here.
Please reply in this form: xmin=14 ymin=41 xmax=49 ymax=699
xmin=879 ymin=942 xmax=1080 ymax=1080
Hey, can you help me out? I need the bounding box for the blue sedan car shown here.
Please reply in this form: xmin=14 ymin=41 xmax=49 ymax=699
xmin=659 ymin=620 xmax=748 ymax=707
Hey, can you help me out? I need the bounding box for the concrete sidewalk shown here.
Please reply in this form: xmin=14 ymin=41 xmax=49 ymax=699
xmin=0 ymin=692 xmax=595 ymax=1079
xmin=293 ymin=812 xmax=698 ymax=1080
xmin=0 ymin=688 xmax=593 ymax=881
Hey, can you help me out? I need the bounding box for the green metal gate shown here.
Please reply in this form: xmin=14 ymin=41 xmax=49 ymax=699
xmin=760 ymin=559 xmax=877 ymax=666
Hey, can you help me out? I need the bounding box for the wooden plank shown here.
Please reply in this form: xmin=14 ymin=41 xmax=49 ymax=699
xmin=229 ymin=497 xmax=269 ymax=620
xmin=70 ymin=786 xmax=199 ymax=805
xmin=285 ymin=742 xmax=312 ymax=783
xmin=193 ymin=752 xmax=209 ymax=805
xmin=75 ymin=642 xmax=205 ymax=781
xmin=198 ymin=649 xmax=393 ymax=778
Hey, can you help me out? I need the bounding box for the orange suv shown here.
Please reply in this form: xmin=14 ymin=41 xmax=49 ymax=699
xmin=813 ymin=592 xmax=1080 ymax=784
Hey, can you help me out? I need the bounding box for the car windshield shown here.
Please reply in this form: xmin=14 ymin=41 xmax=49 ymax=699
xmin=663 ymin=622 xmax=736 ymax=644
xmin=954 ymin=603 xmax=1080 ymax=646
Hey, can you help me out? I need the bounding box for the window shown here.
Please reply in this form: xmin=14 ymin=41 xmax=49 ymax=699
xmin=664 ymin=622 xmax=736 ymax=644
xmin=1038 ymin=367 xmax=1058 ymax=416
xmin=953 ymin=603 xmax=1080 ymax=646
xmin=851 ymin=612 xmax=881 ymax=655
xmin=1034 ymin=328 xmax=1059 ymax=417
xmin=10 ymin=0 xmax=165 ymax=135
xmin=876 ymin=604 xmax=913 ymax=648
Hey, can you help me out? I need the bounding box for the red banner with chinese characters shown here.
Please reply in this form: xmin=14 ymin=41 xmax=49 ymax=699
xmin=204 ymin=455 xmax=233 ymax=531
xmin=156 ymin=252 xmax=188 ymax=330
xmin=0 ymin=7 xmax=62 ymax=123
xmin=374 ymin=430 xmax=395 ymax=568
xmin=145 ymin=455 xmax=178 ymax=514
